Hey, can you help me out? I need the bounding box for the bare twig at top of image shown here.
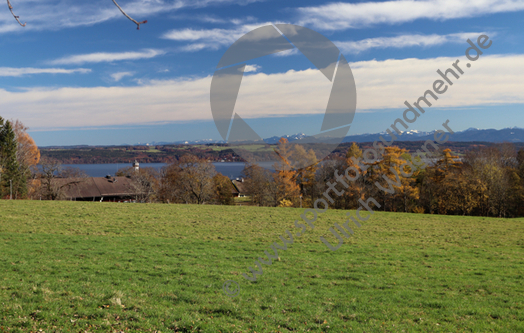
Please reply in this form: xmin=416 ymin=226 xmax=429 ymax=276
xmin=112 ymin=0 xmax=147 ymax=30
xmin=7 ymin=0 xmax=25 ymax=27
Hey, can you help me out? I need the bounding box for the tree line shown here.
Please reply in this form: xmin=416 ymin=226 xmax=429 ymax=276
xmin=5 ymin=124 xmax=524 ymax=218
xmin=239 ymin=138 xmax=524 ymax=218
xmin=103 ymin=137 xmax=524 ymax=218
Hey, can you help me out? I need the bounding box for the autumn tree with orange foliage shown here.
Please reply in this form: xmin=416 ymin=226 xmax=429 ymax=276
xmin=373 ymin=146 xmax=416 ymax=212
xmin=292 ymin=144 xmax=319 ymax=207
xmin=272 ymin=138 xmax=300 ymax=207
xmin=343 ymin=143 xmax=365 ymax=209
xmin=395 ymin=152 xmax=420 ymax=213
xmin=11 ymin=120 xmax=41 ymax=198
xmin=418 ymin=148 xmax=461 ymax=214
xmin=13 ymin=120 xmax=40 ymax=168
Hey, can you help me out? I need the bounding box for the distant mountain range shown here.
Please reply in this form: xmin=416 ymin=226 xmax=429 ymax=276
xmin=133 ymin=133 xmax=309 ymax=146
xmin=134 ymin=127 xmax=524 ymax=146
xmin=341 ymin=127 xmax=524 ymax=143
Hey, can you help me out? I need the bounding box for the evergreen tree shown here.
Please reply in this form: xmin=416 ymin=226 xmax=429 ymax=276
xmin=0 ymin=118 xmax=26 ymax=198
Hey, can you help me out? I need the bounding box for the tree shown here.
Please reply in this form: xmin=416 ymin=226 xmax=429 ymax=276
xmin=396 ymin=152 xmax=420 ymax=213
xmin=0 ymin=118 xmax=26 ymax=199
xmin=242 ymin=162 xmax=274 ymax=206
xmin=272 ymin=167 xmax=300 ymax=207
xmin=447 ymin=168 xmax=480 ymax=216
xmin=37 ymin=157 xmax=61 ymax=200
xmin=159 ymin=155 xmax=216 ymax=204
xmin=12 ymin=120 xmax=40 ymax=169
xmin=213 ymin=174 xmax=235 ymax=205
xmin=373 ymin=146 xmax=405 ymax=211
xmin=12 ymin=119 xmax=40 ymax=198
xmin=343 ymin=142 xmax=365 ymax=209
xmin=515 ymin=148 xmax=524 ymax=215
xmin=7 ymin=0 xmax=26 ymax=26
xmin=158 ymin=163 xmax=186 ymax=204
xmin=36 ymin=157 xmax=88 ymax=200
xmin=272 ymin=138 xmax=300 ymax=207
xmin=314 ymin=156 xmax=346 ymax=209
xmin=111 ymin=0 xmax=148 ymax=30
xmin=433 ymin=149 xmax=462 ymax=214
xmin=419 ymin=149 xmax=461 ymax=214
xmin=7 ymin=0 xmax=148 ymax=30
xmin=461 ymin=145 xmax=514 ymax=217
xmin=506 ymin=169 xmax=522 ymax=217
xmin=117 ymin=166 xmax=159 ymax=203
xmin=517 ymin=148 xmax=524 ymax=179
xmin=292 ymin=145 xmax=319 ymax=207
xmin=180 ymin=155 xmax=216 ymax=204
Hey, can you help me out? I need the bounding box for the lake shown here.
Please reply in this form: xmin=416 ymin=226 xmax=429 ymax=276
xmin=59 ymin=158 xmax=440 ymax=178
xmin=61 ymin=162 xmax=277 ymax=178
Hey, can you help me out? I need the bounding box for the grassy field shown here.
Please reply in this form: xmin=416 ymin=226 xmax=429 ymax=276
xmin=0 ymin=201 xmax=523 ymax=332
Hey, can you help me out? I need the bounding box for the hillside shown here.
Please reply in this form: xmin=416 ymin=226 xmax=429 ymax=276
xmin=38 ymin=127 xmax=524 ymax=165
xmin=0 ymin=201 xmax=523 ymax=331
xmin=39 ymin=140 xmax=524 ymax=164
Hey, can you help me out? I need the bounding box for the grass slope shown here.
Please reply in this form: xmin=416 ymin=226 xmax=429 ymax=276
xmin=0 ymin=201 xmax=523 ymax=332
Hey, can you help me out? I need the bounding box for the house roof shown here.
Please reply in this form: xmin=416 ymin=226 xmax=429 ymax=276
xmin=53 ymin=176 xmax=137 ymax=199
xmin=231 ymin=184 xmax=239 ymax=195
xmin=232 ymin=180 xmax=247 ymax=194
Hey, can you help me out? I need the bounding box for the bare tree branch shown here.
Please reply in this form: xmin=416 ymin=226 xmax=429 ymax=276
xmin=112 ymin=0 xmax=147 ymax=30
xmin=6 ymin=0 xmax=26 ymax=27
xmin=6 ymin=0 xmax=148 ymax=30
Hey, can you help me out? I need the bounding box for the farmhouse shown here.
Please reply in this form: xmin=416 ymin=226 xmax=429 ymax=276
xmin=52 ymin=175 xmax=140 ymax=202
xmin=231 ymin=178 xmax=247 ymax=198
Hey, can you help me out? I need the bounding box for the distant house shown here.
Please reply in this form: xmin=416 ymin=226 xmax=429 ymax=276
xmin=231 ymin=183 xmax=240 ymax=197
xmin=53 ymin=175 xmax=140 ymax=202
xmin=231 ymin=178 xmax=247 ymax=198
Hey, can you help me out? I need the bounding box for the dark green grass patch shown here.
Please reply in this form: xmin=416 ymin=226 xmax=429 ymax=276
xmin=1 ymin=201 xmax=523 ymax=332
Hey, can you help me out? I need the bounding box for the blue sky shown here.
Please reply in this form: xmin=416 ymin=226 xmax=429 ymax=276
xmin=0 ymin=0 xmax=523 ymax=146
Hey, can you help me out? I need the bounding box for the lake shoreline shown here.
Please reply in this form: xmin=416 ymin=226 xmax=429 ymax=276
xmin=57 ymin=162 xmax=276 ymax=179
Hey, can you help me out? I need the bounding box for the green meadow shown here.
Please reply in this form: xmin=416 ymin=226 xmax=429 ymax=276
xmin=0 ymin=201 xmax=523 ymax=332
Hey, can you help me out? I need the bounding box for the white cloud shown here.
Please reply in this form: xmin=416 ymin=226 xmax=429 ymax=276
xmin=244 ymin=64 xmax=260 ymax=72
xmin=0 ymin=0 xmax=264 ymax=33
xmin=0 ymin=67 xmax=90 ymax=77
xmin=162 ymin=22 xmax=277 ymax=51
xmin=336 ymin=32 xmax=493 ymax=54
xmin=49 ymin=49 xmax=165 ymax=65
xmin=173 ymin=14 xmax=257 ymax=25
xmin=165 ymin=23 xmax=492 ymax=55
xmin=297 ymin=0 xmax=524 ymax=30
xmin=272 ymin=48 xmax=299 ymax=57
xmin=110 ymin=72 xmax=134 ymax=82
xmin=162 ymin=26 xmax=251 ymax=50
xmin=3 ymin=53 xmax=524 ymax=131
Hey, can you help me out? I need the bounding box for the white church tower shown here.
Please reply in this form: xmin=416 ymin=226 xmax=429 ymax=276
xmin=133 ymin=160 xmax=140 ymax=172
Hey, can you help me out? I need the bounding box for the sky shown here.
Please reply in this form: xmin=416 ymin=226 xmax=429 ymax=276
xmin=0 ymin=0 xmax=523 ymax=146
